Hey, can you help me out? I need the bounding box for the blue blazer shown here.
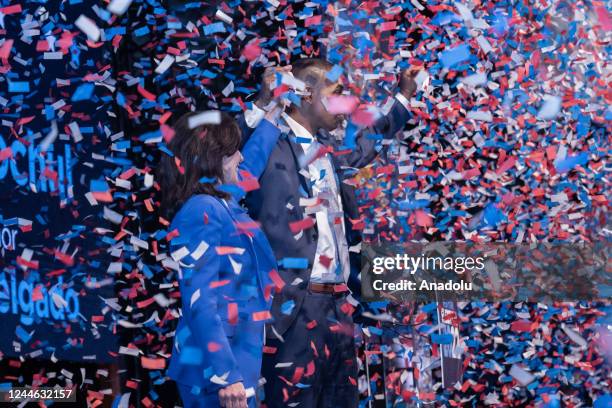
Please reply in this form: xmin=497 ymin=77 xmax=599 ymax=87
xmin=238 ymin=101 xmax=411 ymax=337
xmin=167 ymin=119 xmax=280 ymax=399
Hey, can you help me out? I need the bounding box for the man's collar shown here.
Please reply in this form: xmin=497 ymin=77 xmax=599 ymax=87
xmin=281 ymin=112 xmax=314 ymax=144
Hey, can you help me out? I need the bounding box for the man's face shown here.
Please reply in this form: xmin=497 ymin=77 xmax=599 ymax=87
xmin=308 ymin=75 xmax=345 ymax=132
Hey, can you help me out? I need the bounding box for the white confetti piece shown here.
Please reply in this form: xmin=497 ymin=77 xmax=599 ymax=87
xmin=280 ymin=72 xmax=306 ymax=92
xmin=103 ymin=207 xmax=123 ymax=224
xmin=537 ymin=95 xmax=561 ymax=120
xmin=52 ymin=292 xmax=68 ymax=309
xmin=461 ymin=72 xmax=488 ymax=87
xmin=509 ymin=364 xmax=535 ymax=386
xmin=171 ymin=246 xmax=190 ymax=261
xmin=221 ymin=80 xmax=234 ymax=97
xmin=144 ymin=173 xmax=154 ymax=188
xmin=215 ymin=9 xmax=233 ymax=24
xmin=75 ymin=15 xmax=101 ymax=42
xmin=191 ymin=240 xmax=209 ymax=260
xmin=190 ymin=289 xmax=201 ymax=308
xmin=229 ymin=256 xmax=242 ymax=275
xmin=561 ymin=324 xmax=588 ymax=348
xmin=467 ymin=110 xmax=493 ymax=122
xmin=210 ymin=373 xmax=230 ymax=385
xmin=155 ymin=55 xmax=175 ymax=74
xmin=153 ymin=293 xmax=173 ymax=307
xmin=108 ymin=0 xmax=133 ymax=15
xmin=476 ymin=35 xmax=493 ymax=54
xmin=454 ymin=2 xmax=474 ymax=22
xmin=188 ymin=111 xmax=221 ymax=128
xmin=118 ymin=346 xmax=140 ymax=356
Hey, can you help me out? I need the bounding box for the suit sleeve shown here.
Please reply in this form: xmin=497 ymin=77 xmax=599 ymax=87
xmin=237 ymin=104 xmax=266 ymax=149
xmin=341 ymin=98 xmax=411 ymax=168
xmin=239 ymin=119 xmax=281 ymax=179
xmin=178 ymin=202 xmax=242 ymax=392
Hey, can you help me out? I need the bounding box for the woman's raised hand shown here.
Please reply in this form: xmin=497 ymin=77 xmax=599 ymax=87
xmin=218 ymin=381 xmax=247 ymax=408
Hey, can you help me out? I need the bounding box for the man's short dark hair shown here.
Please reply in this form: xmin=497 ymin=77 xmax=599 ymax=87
xmin=291 ymin=58 xmax=334 ymax=87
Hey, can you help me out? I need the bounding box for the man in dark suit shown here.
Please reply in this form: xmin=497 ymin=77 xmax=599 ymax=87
xmin=239 ymin=58 xmax=417 ymax=407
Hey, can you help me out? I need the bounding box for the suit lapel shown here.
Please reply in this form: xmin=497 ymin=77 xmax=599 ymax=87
xmin=284 ymin=133 xmax=313 ymax=198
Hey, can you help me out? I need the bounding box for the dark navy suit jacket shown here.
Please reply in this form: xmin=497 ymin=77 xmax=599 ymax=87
xmin=239 ymin=101 xmax=411 ymax=338
xmin=167 ymin=119 xmax=280 ymax=400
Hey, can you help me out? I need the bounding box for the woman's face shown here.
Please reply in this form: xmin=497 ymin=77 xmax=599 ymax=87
xmin=222 ymin=150 xmax=243 ymax=185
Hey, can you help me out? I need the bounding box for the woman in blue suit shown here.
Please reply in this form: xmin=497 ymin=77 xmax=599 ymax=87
xmin=158 ymin=108 xmax=281 ymax=408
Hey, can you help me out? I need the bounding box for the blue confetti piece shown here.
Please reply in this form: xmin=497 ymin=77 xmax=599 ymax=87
xmin=326 ymin=65 xmax=343 ymax=82
xmin=281 ymin=300 xmax=295 ymax=315
xmin=484 ymin=203 xmax=506 ymax=226
xmin=421 ymin=302 xmax=437 ymax=314
xmin=15 ymin=326 xmax=32 ymax=344
xmin=179 ymin=346 xmax=203 ymax=365
xmin=430 ymin=333 xmax=453 ymax=344
xmin=439 ymin=43 xmax=472 ymax=68
xmin=554 ymin=152 xmax=588 ymax=173
xmin=199 ymin=176 xmax=217 ymax=184
xmin=8 ymin=81 xmax=29 ymax=93
xmin=344 ymin=120 xmax=357 ymax=149
xmin=72 ymin=83 xmax=95 ymax=101
xmin=204 ymin=22 xmax=226 ymax=35
xmin=279 ymin=258 xmax=309 ymax=269
xmin=90 ymin=179 xmax=109 ymax=192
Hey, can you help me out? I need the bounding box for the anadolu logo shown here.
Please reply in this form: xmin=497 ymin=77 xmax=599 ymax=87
xmin=0 ymin=273 xmax=80 ymax=326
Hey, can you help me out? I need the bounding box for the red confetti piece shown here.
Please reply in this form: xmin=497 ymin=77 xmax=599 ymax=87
xmin=209 ymin=279 xmax=230 ymax=289
xmin=227 ymin=303 xmax=238 ymax=325
xmin=268 ymin=269 xmax=285 ymax=291
xmin=0 ymin=4 xmax=21 ymax=14
xmin=252 ymin=311 xmax=272 ymax=321
xmin=242 ymin=41 xmax=262 ymax=61
xmin=215 ymin=246 xmax=244 ymax=255
xmin=304 ymin=15 xmax=322 ymax=27
xmin=137 ymin=85 xmax=156 ymax=101
xmin=289 ymin=217 xmax=315 ymax=234
xmin=263 ymin=346 xmax=277 ymax=354
xmin=0 ymin=39 xmax=13 ymax=60
xmin=207 ymin=342 xmax=221 ymax=352
xmin=511 ymin=320 xmax=533 ymax=332
xmin=141 ymin=356 xmax=166 ymax=370
xmin=0 ymin=147 xmax=13 ymax=162
xmin=414 ymin=210 xmax=433 ymax=227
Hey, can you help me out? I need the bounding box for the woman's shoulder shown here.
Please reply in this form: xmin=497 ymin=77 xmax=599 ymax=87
xmin=172 ymin=194 xmax=229 ymax=227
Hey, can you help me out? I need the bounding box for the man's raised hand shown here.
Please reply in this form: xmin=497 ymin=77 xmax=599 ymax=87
xmin=398 ymin=68 xmax=420 ymax=100
xmin=256 ymin=65 xmax=292 ymax=108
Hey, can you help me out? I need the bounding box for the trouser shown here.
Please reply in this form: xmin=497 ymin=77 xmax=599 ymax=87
xmin=262 ymin=290 xmax=359 ymax=408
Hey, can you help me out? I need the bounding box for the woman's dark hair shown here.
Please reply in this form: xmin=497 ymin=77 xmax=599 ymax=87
xmin=157 ymin=111 xmax=241 ymax=218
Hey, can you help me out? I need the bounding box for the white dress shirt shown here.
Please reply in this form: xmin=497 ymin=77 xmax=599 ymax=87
xmin=281 ymin=113 xmax=350 ymax=283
